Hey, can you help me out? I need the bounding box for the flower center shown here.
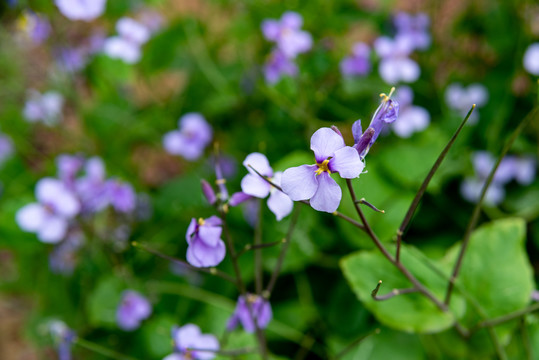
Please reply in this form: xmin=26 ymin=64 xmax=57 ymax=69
xmin=379 ymin=87 xmax=395 ymax=103
xmin=315 ymin=159 xmax=331 ymax=175
xmin=197 ymin=218 xmax=205 ymax=226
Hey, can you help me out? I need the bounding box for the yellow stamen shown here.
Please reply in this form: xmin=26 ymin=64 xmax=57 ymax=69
xmin=315 ymin=159 xmax=331 ymax=175
xmin=379 ymin=87 xmax=396 ymax=102
xmin=198 ymin=218 xmax=205 ymax=226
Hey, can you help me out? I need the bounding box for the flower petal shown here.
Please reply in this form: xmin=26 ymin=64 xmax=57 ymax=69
xmin=243 ymin=152 xmax=273 ymax=177
xmin=329 ymin=146 xmax=364 ymax=178
xmin=188 ymin=238 xmax=226 ymax=267
xmin=16 ymin=203 xmax=47 ymax=232
xmin=267 ymin=189 xmax=293 ymax=221
xmin=192 ymin=334 xmax=220 ymax=360
xmin=185 ymin=218 xmax=197 ymax=243
xmin=309 ymin=173 xmax=342 ymax=213
xmin=198 ymin=224 xmax=222 ymax=247
xmin=281 ymin=165 xmax=318 ymax=201
xmin=241 ymin=174 xmax=271 ymax=198
xmin=38 ymin=216 xmax=68 ymax=243
xmin=310 ymin=128 xmax=345 ymax=162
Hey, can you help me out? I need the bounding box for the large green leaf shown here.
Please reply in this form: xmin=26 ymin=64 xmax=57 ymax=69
xmin=444 ymin=218 xmax=534 ymax=342
xmin=341 ymin=244 xmax=464 ymax=333
xmin=86 ymin=275 xmax=124 ymax=328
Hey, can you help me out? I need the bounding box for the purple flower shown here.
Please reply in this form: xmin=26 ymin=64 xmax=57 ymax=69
xmin=240 ymin=153 xmax=293 ymax=221
xmin=513 ymin=156 xmax=536 ymax=185
xmin=56 ymin=154 xmax=84 ymax=186
xmin=103 ymin=17 xmax=150 ymax=64
xmin=23 ymin=90 xmax=64 ymax=125
xmin=227 ymin=294 xmax=272 ymax=333
xmin=163 ymin=113 xmax=213 ymax=161
xmin=461 ymin=177 xmax=505 ymax=205
xmin=105 ymin=180 xmax=136 ymax=213
xmin=393 ymin=12 xmax=431 ymax=51
xmin=49 ymin=231 xmax=84 ymax=275
xmin=340 ymin=42 xmax=372 ymax=77
xmin=261 ymin=11 xmax=312 ymax=59
xmin=186 ymin=216 xmax=226 ymax=267
xmin=55 ymin=0 xmax=107 ymax=22
xmin=524 ymin=43 xmax=539 ymax=76
xmin=391 ymin=86 xmax=429 ymax=138
xmin=263 ymin=49 xmax=299 ymax=84
xmin=55 ymin=47 xmax=87 ymax=73
xmin=0 ymin=133 xmax=14 ymax=166
xmin=16 ymin=178 xmax=80 ymax=243
xmin=116 ymin=290 xmax=152 ymax=331
xmin=164 ymin=324 xmax=219 ymax=360
xmin=75 ymin=157 xmax=109 ymax=213
xmin=16 ymin=12 xmax=51 ymax=45
xmin=444 ymin=83 xmax=488 ymax=124
xmin=353 ymin=89 xmax=399 ymax=158
xmin=47 ymin=320 xmax=76 ymax=360
xmin=374 ymin=36 xmax=420 ymax=84
xmin=281 ymin=128 xmax=364 ymax=213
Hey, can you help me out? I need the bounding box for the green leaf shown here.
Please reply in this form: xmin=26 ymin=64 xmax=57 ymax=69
xmin=86 ymin=276 xmax=124 ymax=328
xmin=348 ymin=328 xmax=426 ymax=360
xmin=445 ymin=218 xmax=534 ymax=342
xmin=340 ymin=244 xmax=464 ymax=333
xmin=141 ymin=315 xmax=177 ymax=358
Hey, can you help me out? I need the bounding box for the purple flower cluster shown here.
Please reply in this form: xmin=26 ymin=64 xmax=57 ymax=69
xmin=391 ymin=86 xmax=430 ymax=138
xmin=340 ymin=42 xmax=372 ymax=77
xmin=55 ymin=0 xmax=107 ymax=22
xmin=186 ymin=216 xmax=226 ymax=268
xmin=374 ymin=12 xmax=430 ymax=84
xmin=445 ymin=83 xmax=489 ymax=124
xmin=523 ymin=43 xmax=539 ymax=76
xmin=163 ymin=113 xmax=213 ymax=161
xmin=116 ymin=290 xmax=152 ymax=331
xmin=23 ymin=90 xmax=64 ymax=126
xmin=239 ymin=153 xmax=293 ymax=221
xmin=227 ymin=294 xmax=273 ymax=333
xmin=16 ymin=155 xmax=138 ymax=273
xmin=164 ymin=324 xmax=219 ymax=360
xmin=103 ymin=17 xmax=151 ymax=64
xmin=261 ymin=11 xmax=313 ymax=84
xmin=461 ymin=151 xmax=537 ymax=205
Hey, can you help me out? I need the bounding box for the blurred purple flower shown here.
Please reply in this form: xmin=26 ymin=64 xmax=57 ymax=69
xmin=262 ymin=11 xmax=312 ymax=59
xmin=47 ymin=320 xmax=76 ymax=360
xmin=186 ymin=216 xmax=226 ymax=267
xmin=56 ymin=154 xmax=84 ymax=188
xmin=55 ymin=0 xmax=107 ymax=22
xmin=164 ymin=324 xmax=219 ymax=360
xmin=523 ymin=43 xmax=539 ymax=76
xmin=460 ymin=177 xmax=506 ymax=205
xmin=103 ymin=17 xmax=150 ymax=64
xmin=281 ymin=127 xmax=364 ymax=213
xmin=23 ymin=90 xmax=64 ymax=126
xmin=240 ymin=152 xmax=293 ymax=221
xmin=513 ymin=156 xmax=536 ymax=185
xmin=353 ymin=89 xmax=399 ymax=157
xmin=227 ymin=294 xmax=272 ymax=333
xmin=391 ymin=86 xmax=429 ymax=138
xmin=16 ymin=178 xmax=80 ymax=243
xmin=340 ymin=42 xmax=371 ymax=77
xmin=16 ymin=12 xmax=51 ymax=45
xmin=49 ymin=231 xmax=84 ymax=275
xmin=393 ymin=12 xmax=431 ymax=51
xmin=55 ymin=47 xmax=87 ymax=73
xmin=75 ymin=157 xmax=109 ymax=213
xmin=116 ymin=290 xmax=152 ymax=331
xmin=444 ymin=83 xmax=488 ymax=124
xmin=163 ymin=113 xmax=213 ymax=161
xmin=139 ymin=10 xmax=165 ymax=33
xmin=0 ymin=133 xmax=14 ymax=166
xmin=105 ymin=180 xmax=136 ymax=213
xmin=374 ymin=36 xmax=419 ymax=84
xmin=263 ymin=49 xmax=298 ymax=84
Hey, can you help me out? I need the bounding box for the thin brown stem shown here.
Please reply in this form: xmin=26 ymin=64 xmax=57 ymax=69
xmin=131 ymin=242 xmax=236 ymax=284
xmin=471 ymin=302 xmax=539 ymax=332
xmin=237 ymin=239 xmax=285 ymax=258
xmin=445 ymin=107 xmax=539 ymax=306
xmin=345 ymin=179 xmax=448 ymax=312
xmin=333 ymin=328 xmax=381 ymax=360
xmin=396 ymin=105 xmax=475 ymax=263
xmin=370 ymin=280 xmax=418 ymax=301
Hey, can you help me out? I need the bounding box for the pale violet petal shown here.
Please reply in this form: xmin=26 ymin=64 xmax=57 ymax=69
xmin=204 ymin=216 xmax=222 ymax=227
xmin=37 ymin=216 xmax=68 ymax=243
xmin=16 ymin=203 xmax=47 ymax=232
xmin=281 ymin=165 xmax=318 ymax=201
xmin=261 ymin=20 xmax=280 ymax=41
xmin=175 ymin=324 xmax=201 ymax=348
xmin=192 ymin=334 xmax=220 ymax=360
xmin=398 ymin=58 xmax=420 ymax=83
xmin=189 ymin=238 xmax=226 ymax=267
xmin=241 ymin=174 xmax=271 ymax=198
xmin=309 ymin=173 xmax=342 ymax=213
xmin=267 ymin=190 xmax=293 ymax=221
xmin=524 ymin=43 xmax=539 ymax=76
xmin=310 ymin=127 xmax=345 ymax=162
xmin=198 ymin=225 xmax=222 ymax=247
xmin=329 ymin=146 xmax=364 ymax=178
xmin=186 ymin=218 xmax=197 ymax=243
xmin=243 ymin=152 xmax=273 ymax=177
xmin=36 ymin=178 xmax=65 ymax=204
